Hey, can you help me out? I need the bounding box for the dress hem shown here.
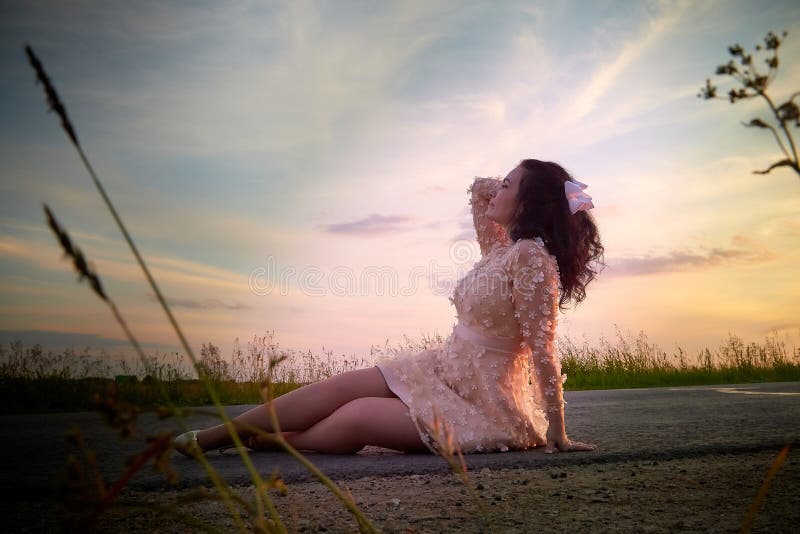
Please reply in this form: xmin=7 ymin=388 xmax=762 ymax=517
xmin=374 ymin=364 xmax=440 ymax=455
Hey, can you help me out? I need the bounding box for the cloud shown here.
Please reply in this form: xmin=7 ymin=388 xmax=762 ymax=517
xmin=754 ymin=214 xmax=800 ymax=239
xmin=321 ymin=214 xmax=416 ymax=236
xmin=559 ymin=1 xmax=688 ymax=126
xmin=41 ymin=1 xmax=455 ymax=160
xmin=416 ymin=185 xmax=449 ymax=194
xmin=0 ymin=329 xmax=173 ymax=352
xmin=0 ymin=238 xmax=30 ymax=259
xmin=146 ymin=294 xmax=251 ymax=311
xmin=605 ymin=240 xmax=776 ymax=277
xmin=0 ymin=233 xmax=250 ymax=294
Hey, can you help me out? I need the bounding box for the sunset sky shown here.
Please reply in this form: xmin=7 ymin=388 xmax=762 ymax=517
xmin=1 ymin=0 xmax=799 ymax=369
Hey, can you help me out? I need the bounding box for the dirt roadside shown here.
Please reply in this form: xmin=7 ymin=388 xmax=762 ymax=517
xmin=10 ymin=448 xmax=799 ymax=532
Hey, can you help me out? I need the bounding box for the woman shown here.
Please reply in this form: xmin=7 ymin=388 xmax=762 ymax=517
xmin=175 ymin=159 xmax=603 ymax=457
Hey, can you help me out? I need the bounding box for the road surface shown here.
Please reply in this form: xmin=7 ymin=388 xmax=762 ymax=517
xmin=1 ymin=381 xmax=797 ymax=497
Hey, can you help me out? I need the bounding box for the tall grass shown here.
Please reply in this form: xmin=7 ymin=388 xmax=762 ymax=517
xmin=2 ymin=326 xmax=798 ymax=414
xmin=0 ymin=332 xmax=372 ymax=412
xmin=558 ymin=326 xmax=800 ymax=389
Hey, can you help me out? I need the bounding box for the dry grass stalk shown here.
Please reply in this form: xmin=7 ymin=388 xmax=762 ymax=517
xmin=25 ymin=43 xmax=383 ymax=532
xmin=41 ymin=203 xmax=250 ymax=529
xmin=24 ymin=44 xmax=79 ymax=145
xmin=27 ymin=43 xmax=281 ymax=532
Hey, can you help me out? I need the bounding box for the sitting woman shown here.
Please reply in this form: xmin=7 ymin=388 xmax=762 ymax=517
xmin=175 ymin=158 xmax=604 ymax=457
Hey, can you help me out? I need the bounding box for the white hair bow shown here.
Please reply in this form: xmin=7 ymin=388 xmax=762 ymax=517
xmin=564 ymin=179 xmax=594 ymax=215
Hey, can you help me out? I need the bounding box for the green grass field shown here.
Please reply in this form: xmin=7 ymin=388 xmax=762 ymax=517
xmin=1 ymin=328 xmax=797 ymax=414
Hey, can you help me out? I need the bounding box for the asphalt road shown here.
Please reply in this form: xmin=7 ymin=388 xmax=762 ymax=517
xmin=2 ymin=381 xmax=798 ymax=497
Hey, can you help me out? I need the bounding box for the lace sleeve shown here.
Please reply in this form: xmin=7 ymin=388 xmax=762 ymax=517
xmin=468 ymin=177 xmax=511 ymax=257
xmin=510 ymin=238 xmax=567 ymax=422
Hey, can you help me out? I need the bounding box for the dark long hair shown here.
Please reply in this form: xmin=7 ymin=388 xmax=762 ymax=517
xmin=508 ymin=159 xmax=605 ymax=310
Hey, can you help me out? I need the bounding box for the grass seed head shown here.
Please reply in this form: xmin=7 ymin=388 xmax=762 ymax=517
xmin=43 ymin=203 xmax=108 ymax=302
xmin=25 ymin=44 xmax=79 ymax=146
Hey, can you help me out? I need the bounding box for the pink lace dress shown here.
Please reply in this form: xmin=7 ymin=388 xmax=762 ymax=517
xmin=375 ymin=177 xmax=567 ymax=454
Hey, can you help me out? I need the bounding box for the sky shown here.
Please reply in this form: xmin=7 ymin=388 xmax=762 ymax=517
xmin=1 ymin=0 xmax=799 ymax=369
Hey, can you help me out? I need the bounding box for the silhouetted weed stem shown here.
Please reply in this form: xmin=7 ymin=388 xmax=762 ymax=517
xmin=27 ymin=45 xmax=204 ymax=397
xmin=27 ymin=44 xmax=264 ymax=532
xmin=26 ymin=43 xmax=201 ymax=388
xmin=41 ymin=205 xmax=249 ymax=530
xmin=27 ymin=43 xmax=378 ymax=533
xmin=24 ymin=45 xmax=79 ymax=146
xmin=186 ymin=368 xmax=378 ymax=532
xmin=64 ymin=425 xmax=252 ymax=532
xmin=28 ymin=42 xmax=197 ymax=379
xmin=88 ymin=433 xmax=174 ymax=523
xmin=44 ymin=204 xmax=148 ymax=371
xmin=43 ymin=204 xmax=106 ymax=299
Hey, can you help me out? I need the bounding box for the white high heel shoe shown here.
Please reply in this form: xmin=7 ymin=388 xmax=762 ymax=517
xmin=173 ymin=430 xmax=203 ymax=457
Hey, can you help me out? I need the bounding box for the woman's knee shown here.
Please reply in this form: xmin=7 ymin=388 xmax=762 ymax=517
xmin=333 ymin=397 xmax=375 ymax=432
xmin=313 ymin=399 xmax=372 ymax=453
xmin=337 ymin=397 xmax=428 ymax=453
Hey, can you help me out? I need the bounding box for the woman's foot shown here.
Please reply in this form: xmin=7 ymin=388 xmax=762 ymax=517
xmin=173 ymin=430 xmax=203 ymax=457
xmin=174 ymin=429 xmax=289 ymax=456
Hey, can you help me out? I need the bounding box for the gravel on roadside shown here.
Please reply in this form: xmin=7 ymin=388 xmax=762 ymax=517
xmin=8 ymin=449 xmax=799 ymax=533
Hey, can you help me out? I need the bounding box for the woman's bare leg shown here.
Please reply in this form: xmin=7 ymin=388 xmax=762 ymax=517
xmin=250 ymin=397 xmax=428 ymax=454
xmin=195 ymin=367 xmax=395 ymax=450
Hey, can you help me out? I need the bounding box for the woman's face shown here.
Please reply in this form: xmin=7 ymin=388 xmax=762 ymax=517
xmin=486 ymin=165 xmax=523 ymax=226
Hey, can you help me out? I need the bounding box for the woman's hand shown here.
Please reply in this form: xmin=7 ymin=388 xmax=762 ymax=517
xmin=544 ymin=425 xmax=596 ymax=454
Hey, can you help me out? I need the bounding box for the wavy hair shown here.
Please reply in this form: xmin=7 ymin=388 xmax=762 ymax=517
xmin=508 ymin=159 xmax=605 ymax=310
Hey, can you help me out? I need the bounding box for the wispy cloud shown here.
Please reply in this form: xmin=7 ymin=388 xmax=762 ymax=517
xmin=0 ymin=238 xmax=30 ymax=259
xmin=0 ymin=234 xmax=250 ymax=294
xmin=50 ymin=2 xmax=455 ymax=159
xmin=415 ymin=185 xmax=450 ymax=194
xmin=605 ymin=237 xmax=776 ymax=277
xmin=146 ymin=294 xmax=251 ymax=311
xmin=0 ymin=328 xmax=174 ymax=352
xmin=559 ymin=3 xmax=688 ymax=127
xmin=321 ymin=214 xmax=416 ymax=236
